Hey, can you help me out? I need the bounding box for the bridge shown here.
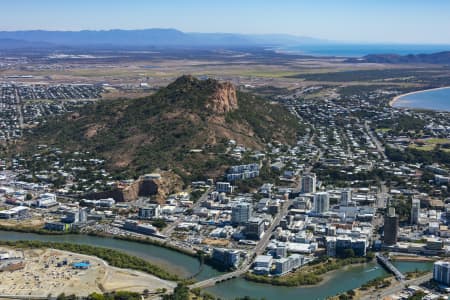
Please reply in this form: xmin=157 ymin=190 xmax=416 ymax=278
xmin=376 ymin=253 xmax=405 ymax=281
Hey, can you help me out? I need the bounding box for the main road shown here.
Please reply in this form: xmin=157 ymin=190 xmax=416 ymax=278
xmin=162 ymin=187 xmax=212 ymax=235
xmin=189 ymin=198 xmax=292 ymax=289
xmin=364 ymin=120 xmax=387 ymax=160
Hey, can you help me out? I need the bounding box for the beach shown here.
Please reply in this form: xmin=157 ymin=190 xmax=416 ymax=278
xmin=390 ymin=86 xmax=450 ymax=107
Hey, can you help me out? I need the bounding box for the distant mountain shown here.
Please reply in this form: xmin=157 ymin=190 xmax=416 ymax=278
xmin=24 ymin=76 xmax=300 ymax=180
xmin=0 ymin=28 xmax=327 ymax=49
xmin=0 ymin=38 xmax=55 ymax=49
xmin=347 ymin=51 xmax=450 ymax=64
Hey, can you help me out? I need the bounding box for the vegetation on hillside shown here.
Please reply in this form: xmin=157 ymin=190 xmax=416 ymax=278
xmin=24 ymin=76 xmax=300 ymax=182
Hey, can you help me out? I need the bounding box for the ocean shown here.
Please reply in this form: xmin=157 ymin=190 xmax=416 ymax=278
xmin=280 ymin=44 xmax=450 ymax=57
xmin=393 ymin=87 xmax=450 ymax=112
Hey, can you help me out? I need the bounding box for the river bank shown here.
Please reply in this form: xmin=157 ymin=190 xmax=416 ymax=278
xmin=243 ymin=256 xmax=372 ymax=287
xmin=0 ymin=230 xmax=435 ymax=300
xmin=0 ymin=246 xmax=175 ymax=298
xmin=391 ymin=255 xmax=435 ymax=262
xmin=205 ymin=261 xmax=434 ymax=300
xmin=0 ymin=239 xmax=182 ymax=281
xmin=390 ymin=86 xmax=450 ymax=108
xmin=0 ymin=230 xmax=222 ymax=280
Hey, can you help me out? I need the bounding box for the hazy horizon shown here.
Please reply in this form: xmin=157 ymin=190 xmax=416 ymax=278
xmin=2 ymin=0 xmax=450 ymax=44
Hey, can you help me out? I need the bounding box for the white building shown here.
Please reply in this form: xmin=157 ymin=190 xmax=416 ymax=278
xmin=35 ymin=193 xmax=58 ymax=208
xmin=433 ymin=261 xmax=450 ymax=286
xmin=253 ymin=255 xmax=273 ymax=275
xmin=216 ymin=182 xmax=234 ymax=194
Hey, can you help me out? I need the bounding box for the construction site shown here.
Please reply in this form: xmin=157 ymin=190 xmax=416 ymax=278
xmin=0 ymin=247 xmax=176 ymax=297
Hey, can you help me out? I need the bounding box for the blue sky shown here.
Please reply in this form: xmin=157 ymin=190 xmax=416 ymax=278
xmin=2 ymin=0 xmax=450 ymax=44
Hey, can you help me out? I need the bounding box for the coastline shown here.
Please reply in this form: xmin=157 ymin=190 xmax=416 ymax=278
xmin=389 ymin=86 xmax=450 ymax=107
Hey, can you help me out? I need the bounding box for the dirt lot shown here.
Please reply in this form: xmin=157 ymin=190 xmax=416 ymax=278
xmin=0 ymin=247 xmax=176 ymax=297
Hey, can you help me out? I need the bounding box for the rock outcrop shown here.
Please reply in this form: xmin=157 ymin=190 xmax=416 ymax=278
xmin=206 ymin=81 xmax=238 ymax=114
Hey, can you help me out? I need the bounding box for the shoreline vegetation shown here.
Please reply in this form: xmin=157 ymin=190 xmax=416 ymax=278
xmin=0 ymin=239 xmax=183 ymax=282
xmin=389 ymin=86 xmax=450 ymax=107
xmin=244 ymin=256 xmax=373 ymax=287
xmin=0 ymin=228 xmax=216 ymax=274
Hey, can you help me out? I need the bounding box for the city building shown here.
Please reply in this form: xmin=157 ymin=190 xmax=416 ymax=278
xmin=0 ymin=206 xmax=29 ymax=219
xmin=231 ymin=202 xmax=252 ymax=225
xmin=313 ymin=192 xmax=329 ymax=214
xmin=433 ymin=261 xmax=450 ymax=286
xmin=301 ymin=173 xmax=316 ymax=193
xmin=216 ymin=182 xmax=234 ymax=194
xmin=123 ymin=220 xmax=158 ymax=236
xmin=384 ymin=207 xmax=399 ymax=246
xmin=245 ymin=217 xmax=264 ymax=240
xmin=411 ymin=198 xmax=420 ymax=225
xmin=35 ymin=193 xmax=58 ymax=208
xmin=226 ymin=163 xmax=260 ymax=181
xmin=44 ymin=222 xmax=71 ymax=231
xmin=253 ymin=255 xmax=273 ymax=275
xmin=139 ymin=204 xmax=161 ymax=219
xmin=274 ymin=254 xmax=303 ymax=275
xmin=211 ymin=248 xmax=241 ymax=269
xmin=341 ymin=188 xmax=352 ymax=206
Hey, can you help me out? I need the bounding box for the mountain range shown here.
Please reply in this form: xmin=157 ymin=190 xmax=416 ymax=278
xmin=0 ymin=28 xmax=326 ymax=49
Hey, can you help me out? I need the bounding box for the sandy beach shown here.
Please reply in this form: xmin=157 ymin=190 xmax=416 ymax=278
xmin=390 ymin=86 xmax=450 ymax=107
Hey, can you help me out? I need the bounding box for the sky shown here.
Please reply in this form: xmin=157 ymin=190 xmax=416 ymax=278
xmin=2 ymin=0 xmax=450 ymax=44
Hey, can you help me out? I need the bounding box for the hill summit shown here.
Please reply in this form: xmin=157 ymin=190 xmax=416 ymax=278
xmin=25 ymin=76 xmax=300 ymax=180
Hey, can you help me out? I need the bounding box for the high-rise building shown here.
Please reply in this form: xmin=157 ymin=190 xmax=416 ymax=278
xmin=231 ymin=202 xmax=252 ymax=225
xmin=79 ymin=207 xmax=88 ymax=223
xmin=313 ymin=192 xmax=329 ymax=214
xmin=301 ymin=173 xmax=316 ymax=194
xmin=341 ymin=188 xmax=352 ymax=206
xmin=384 ymin=207 xmax=399 ymax=245
xmin=139 ymin=204 xmax=161 ymax=219
xmin=411 ymin=198 xmax=420 ymax=225
xmin=433 ymin=261 xmax=450 ymax=286
xmin=245 ymin=217 xmax=264 ymax=240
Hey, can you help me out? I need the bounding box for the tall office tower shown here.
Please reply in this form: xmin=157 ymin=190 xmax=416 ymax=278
xmin=301 ymin=173 xmax=317 ymax=193
xmin=313 ymin=192 xmax=330 ymax=214
xmin=384 ymin=207 xmax=399 ymax=245
xmin=340 ymin=188 xmax=352 ymax=206
xmin=231 ymin=202 xmax=252 ymax=225
xmin=411 ymin=198 xmax=420 ymax=225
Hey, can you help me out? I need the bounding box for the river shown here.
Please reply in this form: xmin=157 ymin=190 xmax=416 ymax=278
xmin=0 ymin=231 xmax=434 ymax=300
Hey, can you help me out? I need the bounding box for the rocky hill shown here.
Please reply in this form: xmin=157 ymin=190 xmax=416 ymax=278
xmin=24 ymin=76 xmax=300 ymax=181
